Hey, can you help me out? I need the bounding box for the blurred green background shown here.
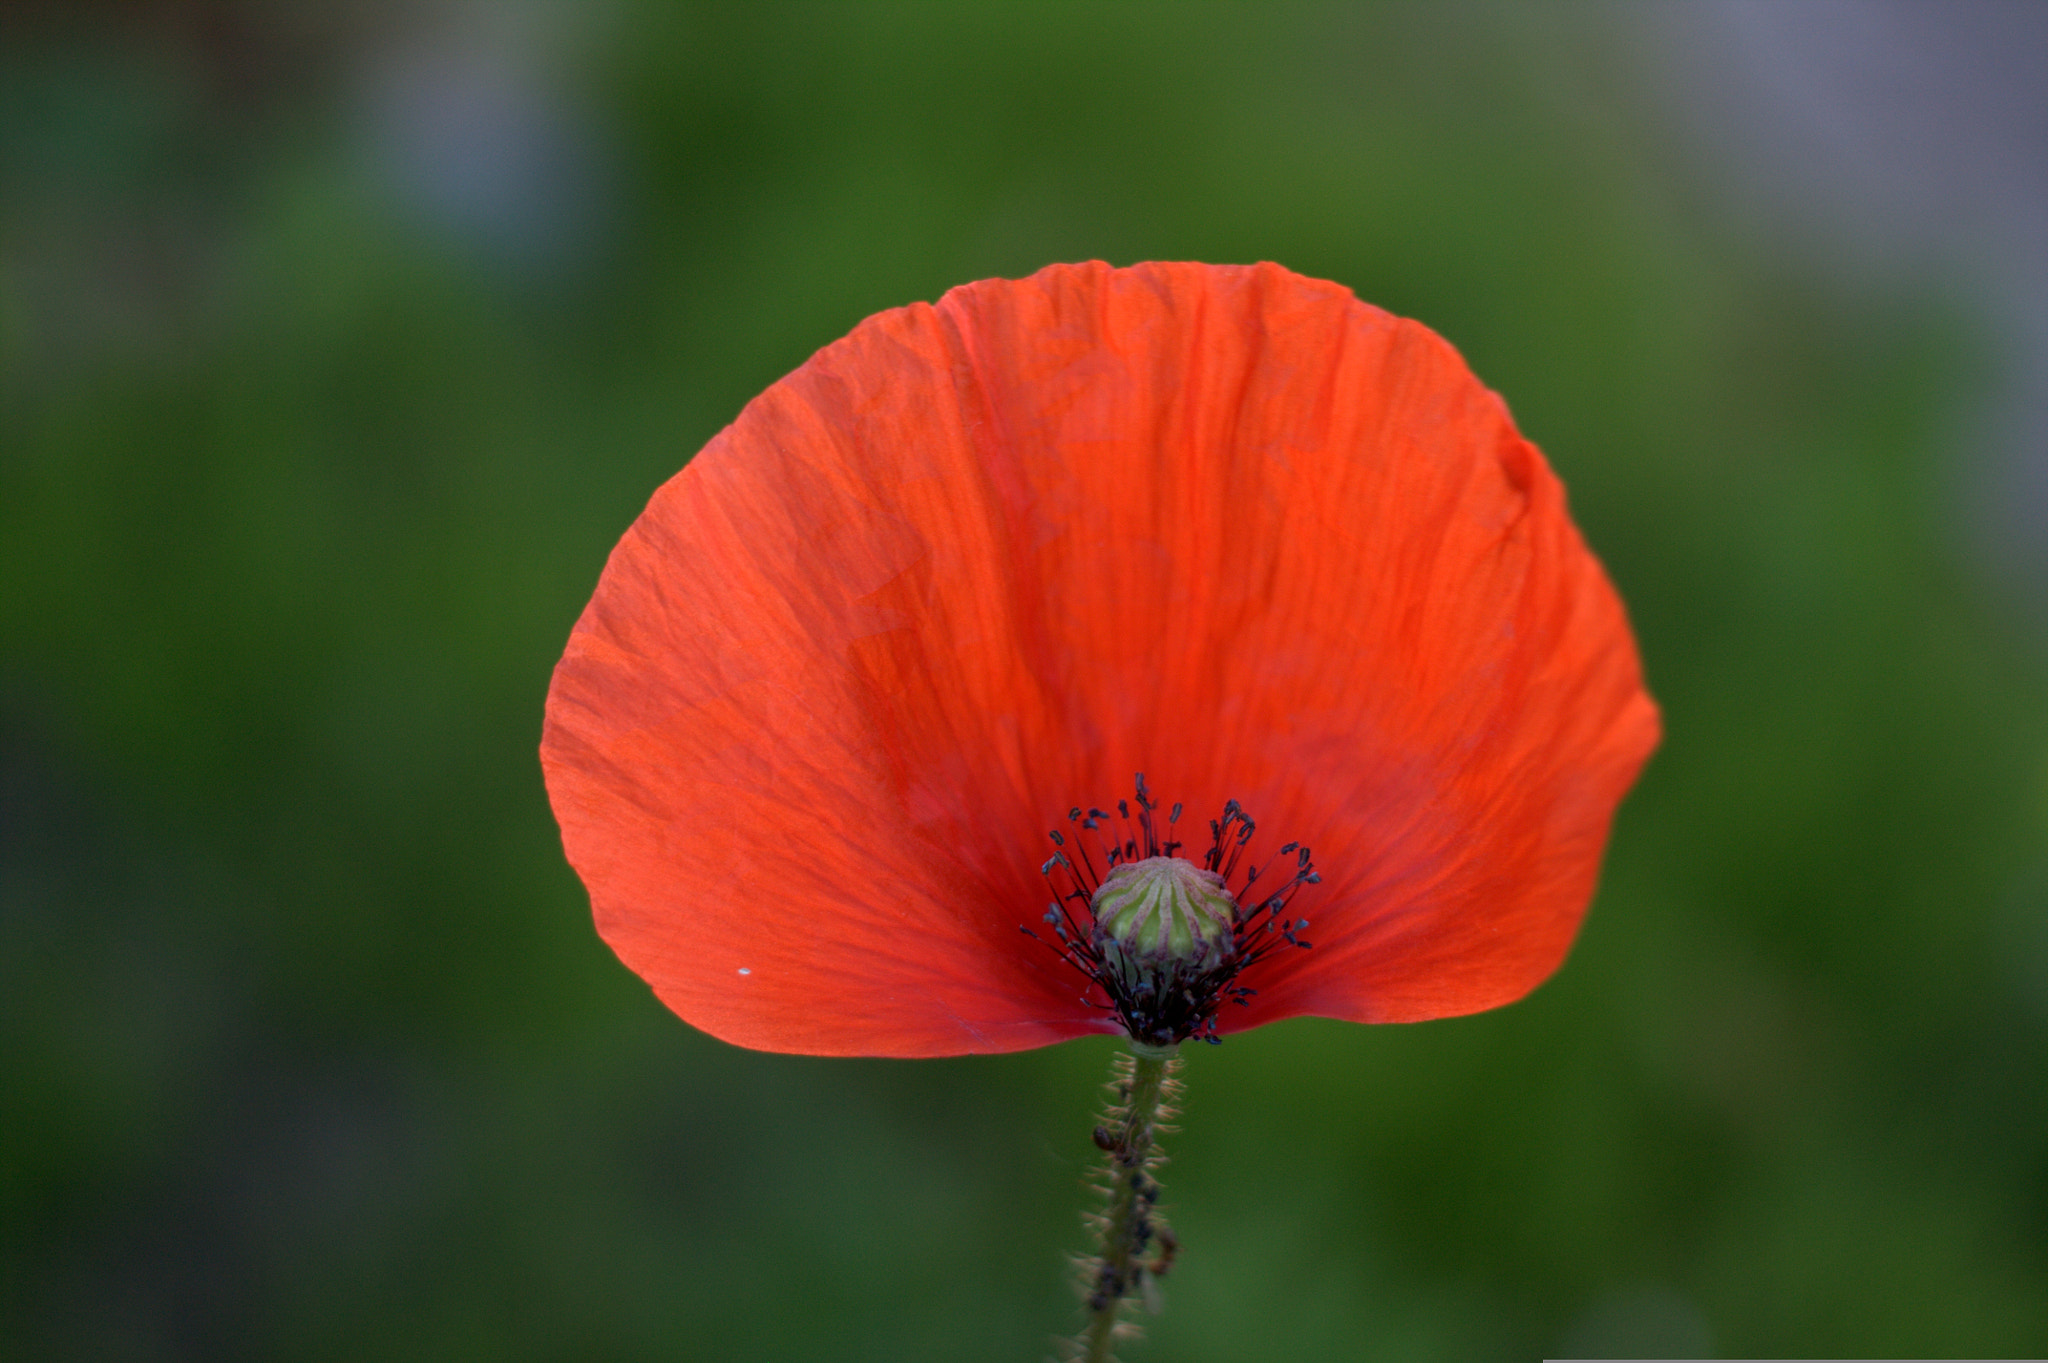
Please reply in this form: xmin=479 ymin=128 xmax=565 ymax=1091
xmin=6 ymin=4 xmax=2046 ymax=1360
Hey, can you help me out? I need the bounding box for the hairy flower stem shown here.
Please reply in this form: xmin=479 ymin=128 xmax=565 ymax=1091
xmin=1073 ymin=1043 xmax=1182 ymax=1363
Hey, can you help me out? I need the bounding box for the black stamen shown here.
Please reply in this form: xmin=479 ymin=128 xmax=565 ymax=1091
xmin=1018 ymin=776 xmax=1323 ymax=1048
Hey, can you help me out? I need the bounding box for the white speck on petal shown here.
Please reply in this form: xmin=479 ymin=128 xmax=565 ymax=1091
xmin=736 ymin=968 xmax=751 ymax=976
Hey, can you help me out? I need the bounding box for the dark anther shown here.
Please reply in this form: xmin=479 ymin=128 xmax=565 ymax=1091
xmin=1019 ymin=776 xmax=1323 ymax=1048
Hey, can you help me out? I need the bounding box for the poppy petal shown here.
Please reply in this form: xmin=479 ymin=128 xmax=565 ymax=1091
xmin=542 ymin=260 xmax=1659 ymax=1056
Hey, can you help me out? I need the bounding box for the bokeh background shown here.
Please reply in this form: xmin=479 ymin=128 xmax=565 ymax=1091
xmin=6 ymin=3 xmax=2047 ymax=1359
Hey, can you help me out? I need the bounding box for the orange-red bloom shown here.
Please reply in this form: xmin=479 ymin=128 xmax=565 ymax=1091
xmin=542 ymin=261 xmax=1659 ymax=1058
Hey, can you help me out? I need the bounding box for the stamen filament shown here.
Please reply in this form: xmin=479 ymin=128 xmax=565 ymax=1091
xmin=1028 ymin=778 xmax=1320 ymax=1046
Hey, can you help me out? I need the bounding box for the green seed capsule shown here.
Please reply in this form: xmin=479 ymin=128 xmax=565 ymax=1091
xmin=1090 ymin=856 xmax=1236 ymax=965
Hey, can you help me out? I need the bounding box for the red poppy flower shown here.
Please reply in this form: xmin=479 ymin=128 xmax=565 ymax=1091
xmin=542 ymin=260 xmax=1659 ymax=1059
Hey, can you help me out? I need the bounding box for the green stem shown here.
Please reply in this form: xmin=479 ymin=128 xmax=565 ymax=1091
xmin=1077 ymin=1042 xmax=1180 ymax=1363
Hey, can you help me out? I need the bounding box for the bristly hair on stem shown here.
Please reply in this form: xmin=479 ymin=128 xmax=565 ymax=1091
xmin=1062 ymin=1046 xmax=1182 ymax=1363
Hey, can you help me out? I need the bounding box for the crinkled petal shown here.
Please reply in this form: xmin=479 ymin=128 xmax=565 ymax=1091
xmin=541 ymin=261 xmax=1659 ymax=1056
